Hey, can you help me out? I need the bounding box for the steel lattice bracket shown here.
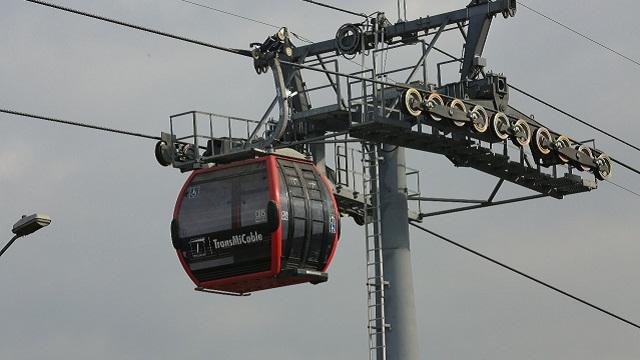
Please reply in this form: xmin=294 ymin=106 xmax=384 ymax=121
xmin=349 ymin=118 xmax=597 ymax=199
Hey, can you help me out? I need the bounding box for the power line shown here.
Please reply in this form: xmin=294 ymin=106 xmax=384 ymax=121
xmin=409 ymin=222 xmax=640 ymax=331
xmin=517 ymin=1 xmax=640 ymax=68
xmin=179 ymin=0 xmax=385 ymax=75
xmin=175 ymin=0 xmax=313 ymax=43
xmin=177 ymin=0 xmax=279 ymax=29
xmin=174 ymin=0 xmax=383 ymax=85
xmin=610 ymin=157 xmax=640 ymax=177
xmin=606 ymin=180 xmax=640 ymax=198
xmin=25 ymin=0 xmax=252 ymax=57
xmin=301 ymin=0 xmax=368 ymax=19
xmin=1 ymin=108 xmax=160 ymax=141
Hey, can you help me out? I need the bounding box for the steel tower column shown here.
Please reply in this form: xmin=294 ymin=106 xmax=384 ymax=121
xmin=379 ymin=145 xmax=419 ymax=360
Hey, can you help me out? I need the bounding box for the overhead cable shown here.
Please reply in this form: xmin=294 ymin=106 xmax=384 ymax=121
xmin=178 ymin=0 xmax=375 ymax=71
xmin=301 ymin=0 xmax=368 ymax=19
xmin=1 ymin=108 xmax=160 ymax=141
xmin=175 ymin=0 xmax=313 ymax=43
xmin=409 ymin=222 xmax=640 ymax=331
xmin=517 ymin=1 xmax=640 ymax=68
xmin=606 ymin=180 xmax=640 ymax=198
xmin=25 ymin=0 xmax=252 ymax=57
xmin=177 ymin=0 xmax=279 ymax=30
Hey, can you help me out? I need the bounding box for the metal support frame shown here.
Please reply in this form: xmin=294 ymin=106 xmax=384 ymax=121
xmin=37 ymin=0 xmax=617 ymax=357
xmin=460 ymin=2 xmax=495 ymax=81
xmin=409 ymin=174 xmax=549 ymax=218
xmin=383 ymin=22 xmax=447 ymax=118
xmin=292 ymin=0 xmax=516 ymax=60
xmin=155 ymin=1 xmax=611 ymax=359
xmin=245 ymin=59 xmax=290 ymax=148
xmin=419 ymin=194 xmax=548 ymax=218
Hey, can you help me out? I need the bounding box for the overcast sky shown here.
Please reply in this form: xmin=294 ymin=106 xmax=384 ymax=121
xmin=1 ymin=1 xmax=639 ymax=359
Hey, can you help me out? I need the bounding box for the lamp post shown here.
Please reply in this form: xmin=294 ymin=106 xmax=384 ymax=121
xmin=0 ymin=214 xmax=51 ymax=259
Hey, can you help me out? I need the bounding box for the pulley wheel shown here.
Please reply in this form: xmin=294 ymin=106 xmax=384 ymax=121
xmin=554 ymin=135 xmax=571 ymax=163
xmin=533 ymin=127 xmax=553 ymax=156
xmin=276 ymin=27 xmax=287 ymax=42
xmin=401 ymin=88 xmax=423 ymax=118
xmin=335 ymin=24 xmax=362 ymax=55
xmin=155 ymin=141 xmax=172 ymax=167
xmin=595 ymin=153 xmax=613 ymax=180
xmin=491 ymin=112 xmax=510 ymax=140
xmin=511 ymin=119 xmax=532 ymax=147
xmin=448 ymin=99 xmax=467 ymax=127
xmin=469 ymin=105 xmax=489 ymax=133
xmin=425 ymin=93 xmax=445 ymax=122
xmin=182 ymin=144 xmax=196 ymax=160
xmin=575 ymin=145 xmax=594 ymax=172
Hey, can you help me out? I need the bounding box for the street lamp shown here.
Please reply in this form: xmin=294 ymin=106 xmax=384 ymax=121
xmin=0 ymin=214 xmax=51 ymax=258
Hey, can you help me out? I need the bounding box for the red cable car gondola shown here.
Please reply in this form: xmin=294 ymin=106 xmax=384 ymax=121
xmin=171 ymin=153 xmax=340 ymax=294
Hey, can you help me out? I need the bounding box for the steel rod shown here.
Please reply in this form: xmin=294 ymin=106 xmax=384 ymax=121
xmin=0 ymin=235 xmax=20 ymax=259
xmin=419 ymin=194 xmax=548 ymax=218
xmin=486 ymin=179 xmax=505 ymax=203
xmin=408 ymin=197 xmax=486 ymax=204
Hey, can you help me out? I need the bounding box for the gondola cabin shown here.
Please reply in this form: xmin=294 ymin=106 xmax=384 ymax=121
xmin=171 ymin=154 xmax=340 ymax=294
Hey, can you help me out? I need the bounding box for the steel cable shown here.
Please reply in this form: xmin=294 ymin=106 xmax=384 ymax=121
xmin=517 ymin=1 xmax=640 ymax=68
xmin=1 ymin=108 xmax=160 ymax=141
xmin=175 ymin=0 xmax=313 ymax=43
xmin=409 ymin=222 xmax=640 ymax=331
xmin=25 ymin=0 xmax=252 ymax=57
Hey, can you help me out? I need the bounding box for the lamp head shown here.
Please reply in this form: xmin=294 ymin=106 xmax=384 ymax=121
xmin=12 ymin=214 xmax=52 ymax=237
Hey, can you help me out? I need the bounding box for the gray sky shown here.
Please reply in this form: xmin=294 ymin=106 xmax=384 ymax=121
xmin=1 ymin=1 xmax=639 ymax=359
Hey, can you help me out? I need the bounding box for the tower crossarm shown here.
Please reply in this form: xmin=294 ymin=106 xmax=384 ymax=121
xmin=293 ymin=0 xmax=516 ymax=80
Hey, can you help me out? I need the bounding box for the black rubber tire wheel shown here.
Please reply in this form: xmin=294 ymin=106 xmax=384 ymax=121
xmin=401 ymin=88 xmax=423 ymax=118
xmin=511 ymin=119 xmax=532 ymax=147
xmin=491 ymin=112 xmax=510 ymax=140
xmin=470 ymin=105 xmax=489 ymax=133
xmin=425 ymin=93 xmax=444 ymax=122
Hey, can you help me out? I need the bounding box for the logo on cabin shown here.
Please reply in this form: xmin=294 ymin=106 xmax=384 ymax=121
xmin=212 ymin=231 xmax=264 ymax=250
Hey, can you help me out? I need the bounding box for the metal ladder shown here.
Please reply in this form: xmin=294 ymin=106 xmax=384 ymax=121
xmin=334 ymin=141 xmax=350 ymax=189
xmin=361 ymin=142 xmax=388 ymax=360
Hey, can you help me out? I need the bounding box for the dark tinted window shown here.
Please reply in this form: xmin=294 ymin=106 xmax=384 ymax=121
xmin=277 ymin=159 xmax=339 ymax=270
xmin=178 ymin=162 xmax=269 ymax=239
xmin=177 ymin=161 xmax=273 ymax=281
